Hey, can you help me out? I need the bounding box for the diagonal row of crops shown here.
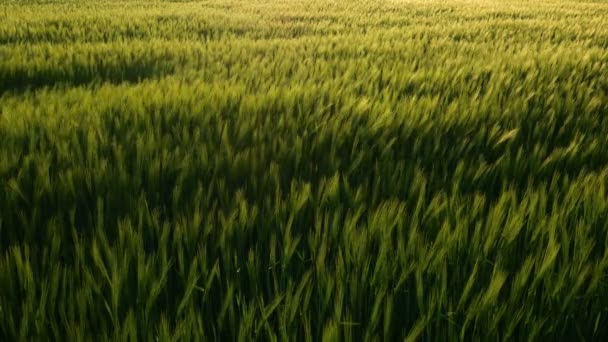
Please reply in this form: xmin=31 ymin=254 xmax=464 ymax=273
xmin=1 ymin=0 xmax=608 ymax=340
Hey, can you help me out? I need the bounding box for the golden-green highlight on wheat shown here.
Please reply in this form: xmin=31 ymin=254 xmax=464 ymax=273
xmin=1 ymin=0 xmax=608 ymax=340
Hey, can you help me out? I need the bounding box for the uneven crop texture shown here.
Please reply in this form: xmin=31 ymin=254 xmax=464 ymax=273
xmin=1 ymin=0 xmax=608 ymax=340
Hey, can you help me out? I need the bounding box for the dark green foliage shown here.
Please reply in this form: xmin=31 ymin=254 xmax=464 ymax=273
xmin=1 ymin=0 xmax=608 ymax=340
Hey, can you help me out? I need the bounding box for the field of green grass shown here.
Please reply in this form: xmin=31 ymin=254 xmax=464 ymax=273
xmin=1 ymin=0 xmax=608 ymax=340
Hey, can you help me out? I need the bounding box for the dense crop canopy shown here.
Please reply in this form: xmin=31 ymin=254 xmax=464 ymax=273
xmin=1 ymin=0 xmax=608 ymax=340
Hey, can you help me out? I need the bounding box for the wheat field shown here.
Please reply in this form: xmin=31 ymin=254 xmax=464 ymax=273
xmin=1 ymin=0 xmax=608 ymax=340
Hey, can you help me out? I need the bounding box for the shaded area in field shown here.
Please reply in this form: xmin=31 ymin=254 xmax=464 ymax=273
xmin=0 ymin=49 xmax=185 ymax=95
xmin=0 ymin=66 xmax=172 ymax=95
xmin=2 ymin=90 xmax=608 ymax=339
xmin=2 ymin=83 xmax=608 ymax=248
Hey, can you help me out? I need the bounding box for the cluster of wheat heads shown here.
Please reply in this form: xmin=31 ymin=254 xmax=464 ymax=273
xmin=1 ymin=0 xmax=608 ymax=340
